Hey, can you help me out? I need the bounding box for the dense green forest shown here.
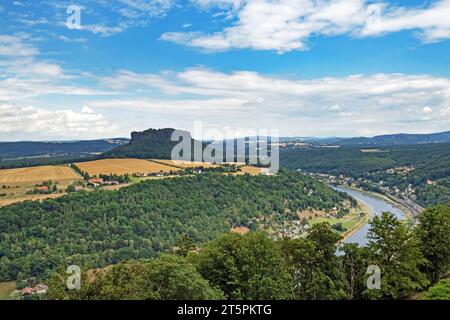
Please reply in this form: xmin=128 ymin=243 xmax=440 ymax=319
xmin=0 ymin=139 xmax=127 ymax=158
xmin=280 ymin=142 xmax=450 ymax=177
xmin=46 ymin=205 xmax=450 ymax=300
xmin=280 ymin=143 xmax=450 ymax=206
xmin=0 ymin=155 xmax=96 ymax=170
xmin=319 ymin=130 xmax=450 ymax=146
xmin=0 ymin=170 xmax=350 ymax=282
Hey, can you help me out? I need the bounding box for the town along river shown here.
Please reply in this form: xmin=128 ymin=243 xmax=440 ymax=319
xmin=333 ymin=186 xmax=405 ymax=247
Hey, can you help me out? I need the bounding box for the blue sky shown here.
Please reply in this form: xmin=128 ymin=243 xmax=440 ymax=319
xmin=0 ymin=0 xmax=449 ymax=140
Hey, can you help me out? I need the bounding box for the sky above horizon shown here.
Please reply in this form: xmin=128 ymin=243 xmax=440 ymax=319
xmin=0 ymin=0 xmax=450 ymax=141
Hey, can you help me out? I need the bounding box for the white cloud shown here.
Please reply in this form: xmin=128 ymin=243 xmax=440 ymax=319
xmin=0 ymin=35 xmax=115 ymax=101
xmin=0 ymin=34 xmax=121 ymax=140
xmin=0 ymin=104 xmax=117 ymax=138
xmin=57 ymin=35 xmax=88 ymax=43
xmin=0 ymin=35 xmax=39 ymax=57
xmin=80 ymin=24 xmax=125 ymax=37
xmin=95 ymin=68 xmax=450 ymax=136
xmin=18 ymin=17 xmax=50 ymax=26
xmin=58 ymin=0 xmax=173 ymax=36
xmin=422 ymin=106 xmax=433 ymax=114
xmin=6 ymin=60 xmax=65 ymax=77
xmin=360 ymin=0 xmax=450 ymax=43
xmin=117 ymin=0 xmax=173 ymax=14
xmin=162 ymin=0 xmax=450 ymax=53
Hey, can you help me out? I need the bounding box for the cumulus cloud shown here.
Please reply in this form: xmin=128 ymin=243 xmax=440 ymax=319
xmin=162 ymin=0 xmax=450 ymax=53
xmin=95 ymin=68 xmax=450 ymax=136
xmin=360 ymin=0 xmax=450 ymax=43
xmin=0 ymin=35 xmax=114 ymax=100
xmin=0 ymin=34 xmax=123 ymax=140
xmin=0 ymin=104 xmax=117 ymax=139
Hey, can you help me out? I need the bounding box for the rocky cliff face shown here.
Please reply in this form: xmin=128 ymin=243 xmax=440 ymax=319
xmin=130 ymin=128 xmax=188 ymax=144
xmin=102 ymin=128 xmax=199 ymax=160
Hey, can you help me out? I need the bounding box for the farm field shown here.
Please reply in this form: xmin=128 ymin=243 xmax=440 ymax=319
xmin=0 ymin=193 xmax=66 ymax=208
xmin=236 ymin=165 xmax=262 ymax=175
xmin=0 ymin=281 xmax=17 ymax=300
xmin=150 ymin=159 xmax=220 ymax=168
xmin=0 ymin=165 xmax=79 ymax=184
xmin=75 ymin=158 xmax=180 ymax=176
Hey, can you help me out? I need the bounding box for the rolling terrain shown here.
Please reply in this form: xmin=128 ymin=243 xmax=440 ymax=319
xmin=0 ymin=139 xmax=128 ymax=158
xmin=0 ymin=170 xmax=351 ymax=282
xmin=280 ymin=142 xmax=450 ymax=207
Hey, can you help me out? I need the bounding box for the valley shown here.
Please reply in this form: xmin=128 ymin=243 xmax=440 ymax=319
xmin=0 ymin=128 xmax=448 ymax=301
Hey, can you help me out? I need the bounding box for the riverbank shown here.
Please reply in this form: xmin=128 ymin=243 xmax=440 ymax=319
xmin=339 ymin=198 xmax=372 ymax=243
xmin=337 ymin=185 xmax=413 ymax=220
xmin=332 ymin=185 xmax=407 ymax=246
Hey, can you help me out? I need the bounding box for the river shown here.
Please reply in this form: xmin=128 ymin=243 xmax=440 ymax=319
xmin=333 ymin=186 xmax=405 ymax=246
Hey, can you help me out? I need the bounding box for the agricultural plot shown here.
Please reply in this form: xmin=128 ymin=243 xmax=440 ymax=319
xmin=0 ymin=281 xmax=16 ymax=300
xmin=75 ymin=158 xmax=180 ymax=176
xmin=150 ymin=159 xmax=220 ymax=169
xmin=0 ymin=193 xmax=66 ymax=208
xmin=0 ymin=165 xmax=79 ymax=184
xmin=236 ymin=166 xmax=262 ymax=175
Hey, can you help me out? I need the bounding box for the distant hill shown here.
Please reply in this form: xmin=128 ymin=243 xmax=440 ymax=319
xmin=0 ymin=139 xmax=129 ymax=158
xmin=322 ymin=131 xmax=450 ymax=146
xmin=102 ymin=128 xmax=204 ymax=160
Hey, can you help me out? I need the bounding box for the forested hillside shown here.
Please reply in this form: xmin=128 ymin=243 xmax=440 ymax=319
xmin=0 ymin=139 xmax=128 ymax=158
xmin=329 ymin=131 xmax=450 ymax=146
xmin=0 ymin=170 xmax=350 ymax=282
xmin=280 ymin=143 xmax=450 ymax=206
xmin=281 ymin=143 xmax=450 ymax=176
xmin=47 ymin=205 xmax=450 ymax=300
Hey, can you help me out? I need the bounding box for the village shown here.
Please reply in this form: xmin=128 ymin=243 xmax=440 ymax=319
xmin=302 ymin=164 xmax=436 ymax=204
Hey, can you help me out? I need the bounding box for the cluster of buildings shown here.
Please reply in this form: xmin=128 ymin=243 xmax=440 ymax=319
xmin=87 ymin=178 xmax=120 ymax=187
xmin=304 ymin=167 xmax=434 ymax=205
xmin=385 ymin=165 xmax=415 ymax=175
xmin=133 ymin=172 xmax=167 ymax=178
xmin=20 ymin=284 xmax=48 ymax=299
xmin=275 ymin=219 xmax=308 ymax=239
xmin=302 ymin=171 xmax=355 ymax=185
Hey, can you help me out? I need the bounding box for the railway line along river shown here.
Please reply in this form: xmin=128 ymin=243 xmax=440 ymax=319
xmin=333 ymin=186 xmax=406 ymax=247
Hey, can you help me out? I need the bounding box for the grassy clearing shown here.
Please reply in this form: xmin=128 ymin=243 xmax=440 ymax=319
xmin=0 ymin=281 xmax=16 ymax=300
xmin=309 ymin=200 xmax=371 ymax=236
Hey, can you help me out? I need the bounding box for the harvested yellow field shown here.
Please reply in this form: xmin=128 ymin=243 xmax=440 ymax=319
xmin=237 ymin=166 xmax=262 ymax=175
xmin=75 ymin=158 xmax=180 ymax=176
xmin=0 ymin=193 xmax=66 ymax=208
xmin=224 ymin=162 xmax=246 ymax=167
xmin=0 ymin=166 xmax=79 ymax=184
xmin=151 ymin=159 xmax=219 ymax=169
